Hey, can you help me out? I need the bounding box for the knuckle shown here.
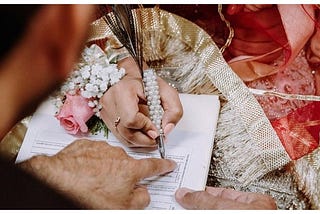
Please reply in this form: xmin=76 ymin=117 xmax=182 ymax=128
xmin=122 ymin=116 xmax=138 ymax=128
xmin=190 ymin=192 xmax=202 ymax=202
xmin=130 ymin=189 xmax=150 ymax=209
xmin=172 ymin=106 xmax=183 ymax=119
xmin=139 ymin=189 xmax=151 ymax=208
xmin=124 ymin=132 xmax=135 ymax=142
xmin=143 ymin=193 xmax=151 ymax=207
xmin=185 ymin=191 xmax=215 ymax=209
xmin=183 ymin=192 xmax=200 ymax=208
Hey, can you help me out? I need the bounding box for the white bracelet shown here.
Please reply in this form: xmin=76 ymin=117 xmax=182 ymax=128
xmin=57 ymin=44 xmax=126 ymax=117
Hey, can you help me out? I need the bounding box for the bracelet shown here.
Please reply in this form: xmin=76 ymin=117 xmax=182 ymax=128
xmin=56 ymin=44 xmax=126 ymax=117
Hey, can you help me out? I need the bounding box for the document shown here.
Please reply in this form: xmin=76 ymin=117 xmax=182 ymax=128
xmin=16 ymin=93 xmax=220 ymax=209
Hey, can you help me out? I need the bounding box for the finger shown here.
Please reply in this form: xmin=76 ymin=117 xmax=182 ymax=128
xmin=135 ymin=158 xmax=177 ymax=180
xmin=113 ymin=81 xmax=159 ymax=139
xmin=116 ymin=125 xmax=157 ymax=147
xmin=158 ymin=78 xmax=183 ymax=135
xmin=205 ymin=186 xmax=269 ymax=204
xmin=205 ymin=187 xmax=248 ymax=201
xmin=129 ymin=186 xmax=150 ymax=209
xmin=120 ymin=111 xmax=158 ymax=136
xmin=175 ymin=188 xmax=250 ymax=209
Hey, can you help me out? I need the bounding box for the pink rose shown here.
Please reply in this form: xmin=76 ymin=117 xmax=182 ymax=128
xmin=56 ymin=93 xmax=95 ymax=135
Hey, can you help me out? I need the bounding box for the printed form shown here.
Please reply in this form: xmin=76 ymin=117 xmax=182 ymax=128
xmin=16 ymin=94 xmax=220 ymax=210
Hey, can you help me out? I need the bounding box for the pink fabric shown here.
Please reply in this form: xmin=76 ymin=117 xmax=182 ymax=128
xmin=226 ymin=5 xmax=315 ymax=82
xmin=278 ymin=4 xmax=315 ymax=68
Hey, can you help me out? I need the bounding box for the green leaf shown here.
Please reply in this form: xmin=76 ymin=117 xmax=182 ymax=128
xmin=86 ymin=115 xmax=109 ymax=137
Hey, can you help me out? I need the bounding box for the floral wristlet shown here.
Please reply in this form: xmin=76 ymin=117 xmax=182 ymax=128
xmin=54 ymin=43 xmax=126 ymax=135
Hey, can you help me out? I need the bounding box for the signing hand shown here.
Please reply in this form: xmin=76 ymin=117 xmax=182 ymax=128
xmin=175 ymin=186 xmax=277 ymax=209
xmin=19 ymin=139 xmax=177 ymax=209
xmin=100 ymin=57 xmax=183 ymax=148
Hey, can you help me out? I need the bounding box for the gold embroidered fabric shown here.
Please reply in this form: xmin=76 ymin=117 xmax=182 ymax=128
xmin=89 ymin=7 xmax=290 ymax=185
xmin=1 ymin=7 xmax=318 ymax=209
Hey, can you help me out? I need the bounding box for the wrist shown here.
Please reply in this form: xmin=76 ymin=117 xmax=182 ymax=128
xmin=117 ymin=56 xmax=149 ymax=78
xmin=19 ymin=155 xmax=61 ymax=188
xmin=117 ymin=57 xmax=141 ymax=77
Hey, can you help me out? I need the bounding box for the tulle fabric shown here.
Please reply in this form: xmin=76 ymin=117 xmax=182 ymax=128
xmin=225 ymin=4 xmax=320 ymax=160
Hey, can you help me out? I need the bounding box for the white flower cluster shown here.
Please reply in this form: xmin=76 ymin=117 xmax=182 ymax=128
xmin=59 ymin=44 xmax=126 ymax=117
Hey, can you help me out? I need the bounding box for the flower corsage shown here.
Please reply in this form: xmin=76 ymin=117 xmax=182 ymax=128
xmin=54 ymin=44 xmax=126 ymax=136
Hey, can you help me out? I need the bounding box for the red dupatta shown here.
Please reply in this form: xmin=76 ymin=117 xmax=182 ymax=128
xmin=226 ymin=4 xmax=320 ymax=160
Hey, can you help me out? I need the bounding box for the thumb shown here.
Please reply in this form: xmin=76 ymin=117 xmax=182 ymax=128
xmin=135 ymin=158 xmax=177 ymax=180
xmin=157 ymin=78 xmax=183 ymax=136
xmin=175 ymin=187 xmax=221 ymax=209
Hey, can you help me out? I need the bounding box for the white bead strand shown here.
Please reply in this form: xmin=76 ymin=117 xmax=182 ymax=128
xmin=143 ymin=69 xmax=164 ymax=131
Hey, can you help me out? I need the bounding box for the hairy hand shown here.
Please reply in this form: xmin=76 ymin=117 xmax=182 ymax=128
xmin=100 ymin=57 xmax=183 ymax=148
xmin=19 ymin=139 xmax=177 ymax=209
xmin=175 ymin=186 xmax=277 ymax=209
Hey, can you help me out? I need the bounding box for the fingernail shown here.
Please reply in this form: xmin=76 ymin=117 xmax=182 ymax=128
xmin=164 ymin=123 xmax=175 ymax=136
xmin=147 ymin=130 xmax=158 ymax=139
xmin=175 ymin=187 xmax=194 ymax=199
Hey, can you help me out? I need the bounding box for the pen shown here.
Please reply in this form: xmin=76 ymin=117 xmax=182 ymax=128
xmin=156 ymin=132 xmax=166 ymax=159
xmin=143 ymin=68 xmax=166 ymax=159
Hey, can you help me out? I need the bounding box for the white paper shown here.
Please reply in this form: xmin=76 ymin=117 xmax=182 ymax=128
xmin=16 ymin=93 xmax=220 ymax=210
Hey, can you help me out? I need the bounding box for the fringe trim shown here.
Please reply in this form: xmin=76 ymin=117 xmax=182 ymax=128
xmin=143 ymin=31 xmax=220 ymax=95
xmin=214 ymin=102 xmax=271 ymax=186
xmin=205 ymin=46 xmax=290 ymax=185
xmin=292 ymin=148 xmax=320 ymax=209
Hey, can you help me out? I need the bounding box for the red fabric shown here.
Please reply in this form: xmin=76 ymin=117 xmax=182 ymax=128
xmin=226 ymin=6 xmax=288 ymax=53
xmin=271 ymin=101 xmax=320 ymax=160
xmin=225 ymin=5 xmax=316 ymax=82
